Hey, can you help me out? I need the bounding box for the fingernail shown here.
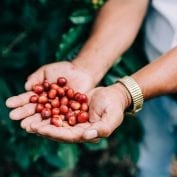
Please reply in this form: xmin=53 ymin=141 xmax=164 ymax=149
xmin=84 ymin=130 xmax=98 ymax=140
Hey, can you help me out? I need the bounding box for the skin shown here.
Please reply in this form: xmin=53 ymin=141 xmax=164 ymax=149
xmin=6 ymin=0 xmax=177 ymax=143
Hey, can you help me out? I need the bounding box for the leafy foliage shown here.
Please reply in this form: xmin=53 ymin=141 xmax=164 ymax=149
xmin=0 ymin=0 xmax=147 ymax=177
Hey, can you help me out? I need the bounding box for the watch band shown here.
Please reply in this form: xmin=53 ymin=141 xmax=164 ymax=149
xmin=117 ymin=76 xmax=144 ymax=115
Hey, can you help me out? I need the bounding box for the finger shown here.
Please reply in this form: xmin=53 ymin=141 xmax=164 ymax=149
xmin=9 ymin=103 xmax=36 ymax=120
xmin=6 ymin=91 xmax=34 ymax=108
xmin=20 ymin=113 xmax=41 ymax=130
xmin=83 ymin=110 xmax=123 ymax=140
xmin=30 ymin=118 xmax=50 ymax=132
xmin=25 ymin=67 xmax=45 ymax=91
xmin=26 ymin=119 xmax=50 ymax=133
xmin=37 ymin=122 xmax=90 ymax=143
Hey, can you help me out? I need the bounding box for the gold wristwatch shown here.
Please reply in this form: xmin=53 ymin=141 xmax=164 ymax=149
xmin=117 ymin=76 xmax=144 ymax=115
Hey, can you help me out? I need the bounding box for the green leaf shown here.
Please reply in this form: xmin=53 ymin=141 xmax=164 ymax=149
xmin=56 ymin=26 xmax=84 ymax=60
xmin=15 ymin=144 xmax=30 ymax=170
xmin=69 ymin=9 xmax=93 ymax=24
xmin=57 ymin=144 xmax=80 ymax=170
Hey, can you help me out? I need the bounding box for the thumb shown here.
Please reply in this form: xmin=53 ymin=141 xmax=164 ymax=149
xmin=25 ymin=67 xmax=45 ymax=91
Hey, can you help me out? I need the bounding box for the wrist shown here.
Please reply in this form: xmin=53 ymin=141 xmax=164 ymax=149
xmin=112 ymin=82 xmax=132 ymax=111
xmin=72 ymin=57 xmax=106 ymax=86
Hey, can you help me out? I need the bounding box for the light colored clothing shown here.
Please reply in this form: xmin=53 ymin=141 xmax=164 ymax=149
xmin=145 ymin=0 xmax=177 ymax=61
xmin=138 ymin=1 xmax=177 ymax=177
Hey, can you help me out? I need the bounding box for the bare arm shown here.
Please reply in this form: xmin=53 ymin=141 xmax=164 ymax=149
xmin=73 ymin=0 xmax=149 ymax=85
xmin=131 ymin=46 xmax=177 ymax=100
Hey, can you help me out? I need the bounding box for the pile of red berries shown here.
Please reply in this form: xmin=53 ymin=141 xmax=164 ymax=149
xmin=29 ymin=77 xmax=89 ymax=127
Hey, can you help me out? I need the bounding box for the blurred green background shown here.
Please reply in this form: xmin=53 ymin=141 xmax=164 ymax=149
xmin=0 ymin=0 xmax=147 ymax=177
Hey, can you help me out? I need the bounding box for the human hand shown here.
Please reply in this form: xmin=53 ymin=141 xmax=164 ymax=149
xmin=6 ymin=61 xmax=95 ymax=130
xmin=16 ymin=83 xmax=131 ymax=143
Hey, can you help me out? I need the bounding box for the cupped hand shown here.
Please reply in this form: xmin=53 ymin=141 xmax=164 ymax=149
xmin=17 ymin=83 xmax=131 ymax=143
xmin=6 ymin=61 xmax=95 ymax=129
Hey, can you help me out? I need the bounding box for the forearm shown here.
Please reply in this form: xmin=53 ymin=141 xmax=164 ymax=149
xmin=73 ymin=0 xmax=149 ymax=85
xmin=132 ymin=47 xmax=177 ymax=99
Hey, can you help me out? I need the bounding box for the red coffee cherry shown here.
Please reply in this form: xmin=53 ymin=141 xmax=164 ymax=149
xmin=66 ymin=88 xmax=74 ymax=99
xmin=32 ymin=84 xmax=44 ymax=94
xmin=41 ymin=108 xmax=52 ymax=119
xmin=70 ymin=101 xmax=81 ymax=110
xmin=74 ymin=92 xmax=81 ymax=101
xmin=77 ymin=111 xmax=89 ymax=123
xmin=51 ymin=115 xmax=63 ymax=127
xmin=30 ymin=95 xmax=39 ymax=103
xmin=80 ymin=103 xmax=89 ymax=112
xmin=52 ymin=108 xmax=60 ymax=115
xmin=43 ymin=81 xmax=50 ymax=91
xmin=48 ymin=89 xmax=57 ymax=99
xmin=50 ymin=83 xmax=59 ymax=90
xmin=59 ymin=105 xmax=69 ymax=115
xmin=78 ymin=94 xmax=88 ymax=103
xmin=57 ymin=87 xmax=65 ymax=97
xmin=57 ymin=77 xmax=67 ymax=87
xmin=45 ymin=103 xmax=52 ymax=109
xmin=60 ymin=96 xmax=69 ymax=105
xmin=51 ymin=98 xmax=60 ymax=108
xmin=36 ymin=103 xmax=44 ymax=113
xmin=38 ymin=95 xmax=48 ymax=104
xmin=68 ymin=115 xmax=77 ymax=126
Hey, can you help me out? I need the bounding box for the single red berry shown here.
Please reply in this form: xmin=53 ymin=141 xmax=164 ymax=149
xmin=52 ymin=108 xmax=60 ymax=115
xmin=30 ymin=95 xmax=39 ymax=103
xmin=59 ymin=105 xmax=69 ymax=115
xmin=57 ymin=87 xmax=65 ymax=97
xmin=43 ymin=80 xmax=50 ymax=91
xmin=45 ymin=103 xmax=52 ymax=109
xmin=77 ymin=111 xmax=89 ymax=123
xmin=50 ymin=83 xmax=59 ymax=90
xmin=81 ymin=103 xmax=89 ymax=112
xmin=51 ymin=98 xmax=60 ymax=108
xmin=78 ymin=94 xmax=88 ymax=103
xmin=38 ymin=95 xmax=48 ymax=104
xmin=60 ymin=96 xmax=69 ymax=105
xmin=32 ymin=84 xmax=44 ymax=94
xmin=48 ymin=89 xmax=57 ymax=99
xmin=74 ymin=92 xmax=81 ymax=101
xmin=70 ymin=101 xmax=81 ymax=110
xmin=41 ymin=108 xmax=52 ymax=119
xmin=68 ymin=115 xmax=77 ymax=126
xmin=66 ymin=88 xmax=74 ymax=99
xmin=57 ymin=77 xmax=67 ymax=87
xmin=51 ymin=116 xmax=63 ymax=127
xmin=36 ymin=103 xmax=44 ymax=113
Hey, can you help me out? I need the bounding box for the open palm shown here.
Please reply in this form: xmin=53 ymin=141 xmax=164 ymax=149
xmin=6 ymin=61 xmax=95 ymax=134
